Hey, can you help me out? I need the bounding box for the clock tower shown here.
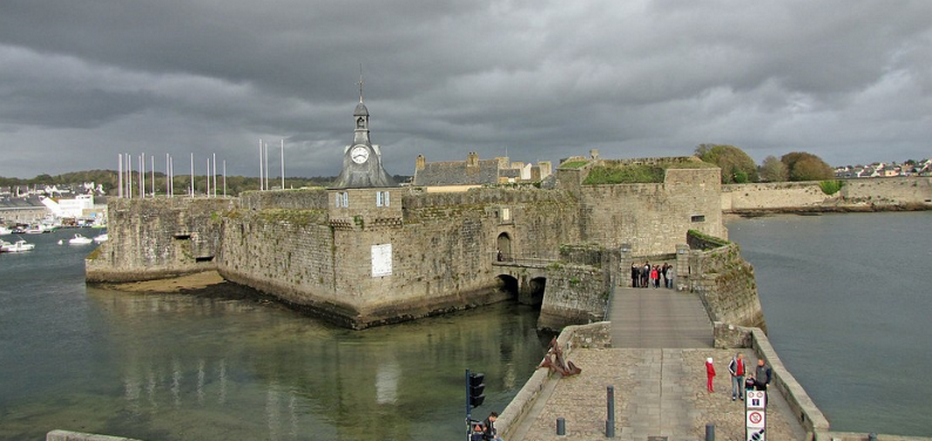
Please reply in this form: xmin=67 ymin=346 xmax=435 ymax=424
xmin=332 ymin=78 xmax=397 ymax=189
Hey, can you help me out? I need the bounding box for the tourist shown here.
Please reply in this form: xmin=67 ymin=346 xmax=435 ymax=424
xmin=641 ymin=262 xmax=650 ymax=288
xmin=483 ymin=411 xmax=505 ymax=441
xmin=754 ymin=358 xmax=772 ymax=391
xmin=650 ymin=265 xmax=659 ymax=288
xmin=745 ymin=374 xmax=757 ymax=391
xmin=728 ymin=353 xmax=746 ymax=401
xmin=665 ymin=265 xmax=675 ymax=289
xmin=705 ymin=357 xmax=716 ymax=392
xmin=660 ymin=263 xmax=668 ymax=287
xmin=631 ymin=263 xmax=640 ymax=287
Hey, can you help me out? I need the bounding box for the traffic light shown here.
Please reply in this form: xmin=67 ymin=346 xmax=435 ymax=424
xmin=468 ymin=372 xmax=485 ymax=408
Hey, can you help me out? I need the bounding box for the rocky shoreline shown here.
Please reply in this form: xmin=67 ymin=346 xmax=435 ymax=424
xmin=726 ymin=202 xmax=931 ymax=218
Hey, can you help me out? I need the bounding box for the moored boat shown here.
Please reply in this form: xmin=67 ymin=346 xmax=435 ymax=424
xmin=93 ymin=233 xmax=108 ymax=243
xmin=69 ymin=234 xmax=94 ymax=245
xmin=2 ymin=239 xmax=36 ymax=252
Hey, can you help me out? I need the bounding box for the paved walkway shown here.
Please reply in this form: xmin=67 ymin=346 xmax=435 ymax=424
xmin=510 ymin=348 xmax=808 ymax=440
xmin=508 ymin=287 xmax=807 ymax=440
xmin=610 ymin=287 xmax=713 ymax=348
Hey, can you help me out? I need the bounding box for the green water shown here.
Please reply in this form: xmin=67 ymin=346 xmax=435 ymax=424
xmin=0 ymin=229 xmax=547 ymax=440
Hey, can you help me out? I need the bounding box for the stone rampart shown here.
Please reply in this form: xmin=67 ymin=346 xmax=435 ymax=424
xmin=677 ymin=233 xmax=766 ymax=330
xmin=238 ymin=188 xmax=329 ymax=210
xmin=86 ymin=197 xmax=235 ymax=282
xmin=538 ymin=263 xmax=609 ymax=330
xmin=722 ymin=177 xmax=932 ymax=213
xmin=576 ymin=167 xmax=726 ymax=255
xmin=841 ymin=176 xmax=932 ymax=208
xmin=88 ymin=163 xmax=726 ymax=329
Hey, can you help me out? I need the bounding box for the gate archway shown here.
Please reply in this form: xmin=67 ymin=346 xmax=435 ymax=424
xmin=497 ymin=233 xmax=512 ymax=261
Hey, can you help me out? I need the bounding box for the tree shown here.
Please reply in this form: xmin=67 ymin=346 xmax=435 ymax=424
xmin=780 ymin=152 xmax=834 ymax=181
xmin=759 ymin=155 xmax=789 ymax=182
xmin=694 ymin=144 xmax=759 ymax=184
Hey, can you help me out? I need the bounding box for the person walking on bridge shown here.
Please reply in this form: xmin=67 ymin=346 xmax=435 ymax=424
xmin=705 ymin=357 xmax=716 ymax=392
xmin=728 ymin=353 xmax=746 ymax=401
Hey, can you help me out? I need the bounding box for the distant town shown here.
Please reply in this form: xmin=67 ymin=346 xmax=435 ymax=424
xmin=834 ymin=159 xmax=932 ymax=179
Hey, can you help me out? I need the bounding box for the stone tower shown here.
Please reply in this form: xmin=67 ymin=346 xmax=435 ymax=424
xmin=332 ymin=80 xmax=397 ymax=189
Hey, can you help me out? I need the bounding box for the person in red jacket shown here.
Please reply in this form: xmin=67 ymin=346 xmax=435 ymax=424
xmin=705 ymin=357 xmax=716 ymax=392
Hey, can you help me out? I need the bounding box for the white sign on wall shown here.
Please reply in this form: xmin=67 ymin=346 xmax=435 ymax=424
xmin=371 ymin=243 xmax=393 ymax=277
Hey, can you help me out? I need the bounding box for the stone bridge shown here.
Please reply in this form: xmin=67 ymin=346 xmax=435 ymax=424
xmin=492 ymin=257 xmax=553 ymax=306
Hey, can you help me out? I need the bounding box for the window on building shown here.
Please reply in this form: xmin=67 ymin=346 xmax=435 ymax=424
xmin=501 ymin=207 xmax=511 ymax=222
xmin=376 ymin=191 xmax=390 ymax=207
xmin=336 ymin=192 xmax=349 ymax=208
xmin=691 ymin=215 xmax=705 ymax=223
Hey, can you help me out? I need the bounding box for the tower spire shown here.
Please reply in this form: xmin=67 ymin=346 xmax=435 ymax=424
xmin=357 ymin=64 xmax=364 ymax=103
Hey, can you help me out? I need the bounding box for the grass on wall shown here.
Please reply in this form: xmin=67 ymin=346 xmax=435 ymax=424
xmin=819 ymin=180 xmax=845 ymax=195
xmin=583 ymin=161 xmax=716 ymax=185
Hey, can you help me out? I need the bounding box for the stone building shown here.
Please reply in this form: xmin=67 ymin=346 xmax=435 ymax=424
xmin=413 ymin=152 xmax=552 ymax=191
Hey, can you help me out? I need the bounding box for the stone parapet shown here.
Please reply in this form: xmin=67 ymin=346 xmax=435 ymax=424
xmin=714 ymin=322 xmax=831 ymax=437
xmin=496 ymin=322 xmax=610 ymax=439
xmin=47 ymin=430 xmax=145 ymax=441
xmin=814 ymin=432 xmax=932 ymax=441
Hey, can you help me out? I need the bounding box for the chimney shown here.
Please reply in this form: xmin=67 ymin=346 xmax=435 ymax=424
xmin=467 ymin=152 xmax=479 ymax=167
xmin=416 ymin=154 xmax=426 ymax=171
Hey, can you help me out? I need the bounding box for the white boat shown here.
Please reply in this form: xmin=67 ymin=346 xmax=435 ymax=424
xmin=0 ymin=226 xmax=12 ymax=235
xmin=2 ymin=239 xmax=35 ymax=252
xmin=69 ymin=234 xmax=94 ymax=245
xmin=93 ymin=233 xmax=108 ymax=243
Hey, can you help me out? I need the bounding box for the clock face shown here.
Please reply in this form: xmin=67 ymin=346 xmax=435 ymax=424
xmin=351 ymin=145 xmax=369 ymax=164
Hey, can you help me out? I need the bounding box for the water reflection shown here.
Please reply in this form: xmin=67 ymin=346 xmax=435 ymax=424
xmin=61 ymin=285 xmax=547 ymax=441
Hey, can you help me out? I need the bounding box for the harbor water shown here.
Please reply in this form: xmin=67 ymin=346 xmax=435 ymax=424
xmin=0 ymin=229 xmax=547 ymax=441
xmin=727 ymin=211 xmax=932 ymax=437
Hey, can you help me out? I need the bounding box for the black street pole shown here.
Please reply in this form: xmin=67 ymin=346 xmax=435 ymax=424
xmin=466 ymin=369 xmax=471 ymax=441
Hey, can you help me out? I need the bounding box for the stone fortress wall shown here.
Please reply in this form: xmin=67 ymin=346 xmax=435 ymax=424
xmin=722 ymin=176 xmax=932 ymax=213
xmin=86 ymin=198 xmax=233 ymax=283
xmin=677 ymin=231 xmax=766 ymax=330
xmin=87 ymin=161 xmax=733 ymax=329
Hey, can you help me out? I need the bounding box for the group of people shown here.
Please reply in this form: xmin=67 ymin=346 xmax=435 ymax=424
xmin=704 ymin=353 xmax=772 ymax=400
xmin=630 ymin=262 xmax=674 ymax=289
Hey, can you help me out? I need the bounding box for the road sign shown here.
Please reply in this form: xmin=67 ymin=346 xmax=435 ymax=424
xmin=745 ymin=390 xmax=766 ymax=441
xmin=746 ymin=427 xmax=765 ymax=441
xmin=746 ymin=410 xmax=765 ymax=427
xmin=746 ymin=390 xmax=766 ymax=409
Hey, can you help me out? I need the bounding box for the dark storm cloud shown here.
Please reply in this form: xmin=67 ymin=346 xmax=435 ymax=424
xmin=1 ymin=0 xmax=930 ymax=178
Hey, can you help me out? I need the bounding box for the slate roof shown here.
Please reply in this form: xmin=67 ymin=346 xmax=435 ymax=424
xmin=413 ymin=159 xmax=501 ymax=186
xmin=0 ymin=196 xmax=45 ymax=209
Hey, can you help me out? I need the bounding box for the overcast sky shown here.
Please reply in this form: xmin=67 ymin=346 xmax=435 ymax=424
xmin=1 ymin=1 xmax=930 ymax=179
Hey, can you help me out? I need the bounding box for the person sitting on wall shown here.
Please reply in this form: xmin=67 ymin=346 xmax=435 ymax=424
xmin=483 ymin=411 xmax=505 ymax=441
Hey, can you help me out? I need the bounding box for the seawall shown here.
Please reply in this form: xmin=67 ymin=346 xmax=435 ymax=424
xmin=722 ymin=177 xmax=932 ymax=214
